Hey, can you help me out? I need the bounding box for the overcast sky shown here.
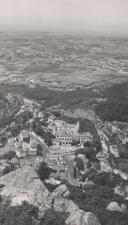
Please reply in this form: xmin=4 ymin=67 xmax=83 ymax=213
xmin=0 ymin=0 xmax=128 ymax=35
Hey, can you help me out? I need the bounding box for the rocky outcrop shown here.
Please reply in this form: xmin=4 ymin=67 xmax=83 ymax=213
xmin=45 ymin=178 xmax=61 ymax=185
xmin=66 ymin=210 xmax=101 ymax=225
xmin=106 ymin=201 xmax=127 ymax=213
xmin=121 ymin=203 xmax=127 ymax=212
xmin=0 ymin=166 xmax=50 ymax=210
xmin=0 ymin=163 xmax=102 ymax=225
xmin=51 ymin=184 xmax=71 ymax=212
xmin=51 ymin=184 xmax=70 ymax=199
xmin=53 ymin=198 xmax=67 ymax=212
xmin=52 ymin=196 xmax=101 ymax=225
xmin=64 ymin=199 xmax=101 ymax=225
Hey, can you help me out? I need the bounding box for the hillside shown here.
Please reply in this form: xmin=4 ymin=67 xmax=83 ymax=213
xmin=95 ymin=82 xmax=128 ymax=122
xmin=0 ymin=33 xmax=128 ymax=91
xmin=0 ymin=93 xmax=22 ymax=126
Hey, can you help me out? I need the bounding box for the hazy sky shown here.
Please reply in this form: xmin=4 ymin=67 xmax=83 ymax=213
xmin=0 ymin=0 xmax=128 ymax=35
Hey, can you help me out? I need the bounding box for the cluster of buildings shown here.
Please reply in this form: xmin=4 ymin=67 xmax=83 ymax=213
xmin=47 ymin=115 xmax=93 ymax=148
xmin=14 ymin=130 xmax=48 ymax=160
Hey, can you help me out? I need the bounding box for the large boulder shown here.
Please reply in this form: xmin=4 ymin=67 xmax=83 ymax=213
xmin=65 ymin=201 xmax=101 ymax=225
xmin=53 ymin=198 xmax=79 ymax=213
xmin=45 ymin=178 xmax=61 ymax=186
xmin=121 ymin=203 xmax=127 ymax=212
xmin=51 ymin=184 xmax=70 ymax=210
xmin=66 ymin=211 xmax=101 ymax=225
xmin=0 ymin=166 xmax=50 ymax=209
xmin=53 ymin=198 xmax=67 ymax=212
xmin=106 ymin=201 xmax=127 ymax=213
xmin=53 ymin=198 xmax=101 ymax=225
xmin=51 ymin=184 xmax=70 ymax=200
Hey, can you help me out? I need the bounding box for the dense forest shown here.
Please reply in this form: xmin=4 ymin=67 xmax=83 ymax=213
xmin=95 ymin=82 xmax=128 ymax=122
xmin=0 ymin=85 xmax=99 ymax=109
xmin=1 ymin=81 xmax=128 ymax=122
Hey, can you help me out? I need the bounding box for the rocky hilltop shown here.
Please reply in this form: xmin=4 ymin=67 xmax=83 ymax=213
xmin=0 ymin=156 xmax=127 ymax=225
xmin=0 ymin=165 xmax=101 ymax=225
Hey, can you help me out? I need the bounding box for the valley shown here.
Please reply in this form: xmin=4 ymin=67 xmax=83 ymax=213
xmin=0 ymin=32 xmax=128 ymax=225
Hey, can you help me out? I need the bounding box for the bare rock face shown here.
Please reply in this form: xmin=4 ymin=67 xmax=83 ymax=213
xmin=106 ymin=201 xmax=127 ymax=213
xmin=53 ymin=198 xmax=67 ymax=212
xmin=64 ymin=200 xmax=101 ymax=225
xmin=65 ymin=210 xmax=101 ymax=225
xmin=52 ymin=198 xmax=101 ymax=225
xmin=0 ymin=166 xmax=50 ymax=210
xmin=51 ymin=184 xmax=70 ymax=200
xmin=53 ymin=198 xmax=79 ymax=213
xmin=51 ymin=184 xmax=71 ymax=212
xmin=65 ymin=199 xmax=79 ymax=213
xmin=121 ymin=203 xmax=127 ymax=212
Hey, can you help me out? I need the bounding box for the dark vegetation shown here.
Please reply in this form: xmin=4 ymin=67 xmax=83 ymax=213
xmin=96 ymin=82 xmax=128 ymax=122
xmin=10 ymin=111 xmax=33 ymax=137
xmin=0 ymin=93 xmax=22 ymax=127
xmin=31 ymin=118 xmax=55 ymax=146
xmin=37 ymin=158 xmax=128 ymax=225
xmin=0 ymin=136 xmax=8 ymax=147
xmin=2 ymin=81 xmax=128 ymax=127
xmin=43 ymin=132 xmax=55 ymax=147
xmin=116 ymin=158 xmax=128 ymax=173
xmin=88 ymin=171 xmax=127 ymax=188
xmin=0 ymin=151 xmax=17 ymax=175
xmin=0 ymin=167 xmax=128 ymax=225
xmin=1 ymin=81 xmax=128 ymax=123
xmin=31 ymin=118 xmax=45 ymax=137
xmin=0 ymin=201 xmax=39 ymax=225
xmin=41 ymin=209 xmax=68 ymax=225
xmin=0 ymin=111 xmax=33 ymax=137
xmin=68 ymin=183 xmax=128 ymax=225
xmin=0 ymin=85 xmax=99 ymax=109
xmin=0 ymin=151 xmax=16 ymax=160
xmin=45 ymin=173 xmax=128 ymax=225
xmin=23 ymin=87 xmax=99 ymax=108
xmin=36 ymin=162 xmax=57 ymax=182
xmin=75 ymin=147 xmax=96 ymax=160
xmin=0 ymin=198 xmax=68 ymax=225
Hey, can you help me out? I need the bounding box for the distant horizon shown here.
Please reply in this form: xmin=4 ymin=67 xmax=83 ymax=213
xmin=0 ymin=24 xmax=128 ymax=39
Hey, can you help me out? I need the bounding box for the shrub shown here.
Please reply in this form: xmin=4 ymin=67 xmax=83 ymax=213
xmin=43 ymin=132 xmax=55 ymax=147
xmin=0 ymin=201 xmax=39 ymax=225
xmin=0 ymin=151 xmax=16 ymax=160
